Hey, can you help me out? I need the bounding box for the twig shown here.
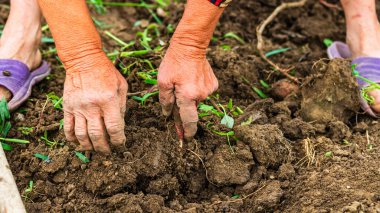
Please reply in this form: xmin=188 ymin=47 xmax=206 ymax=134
xmin=256 ymin=0 xmax=308 ymax=84
xmin=209 ymin=99 xmax=223 ymax=114
xmin=319 ymin=0 xmax=342 ymax=10
xmin=127 ymin=85 xmax=158 ymax=96
xmin=187 ymin=149 xmax=219 ymax=187
xmin=36 ymin=97 xmax=50 ymax=133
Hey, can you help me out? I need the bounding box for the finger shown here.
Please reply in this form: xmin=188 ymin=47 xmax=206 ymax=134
xmin=176 ymin=97 xmax=198 ymax=141
xmin=87 ymin=113 xmax=111 ymax=153
xmin=64 ymin=111 xmax=76 ymax=142
xmin=74 ymin=114 xmax=93 ymax=151
xmin=158 ymin=83 xmax=175 ymax=117
xmin=118 ymin=77 xmax=128 ymax=116
xmin=103 ymin=102 xmax=126 ymax=146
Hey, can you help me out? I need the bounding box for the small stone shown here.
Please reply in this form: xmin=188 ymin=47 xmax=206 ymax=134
xmin=14 ymin=113 xmax=25 ymax=122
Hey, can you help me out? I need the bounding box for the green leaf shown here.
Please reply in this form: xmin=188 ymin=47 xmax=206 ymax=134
xmin=75 ymin=151 xmax=90 ymax=163
xmin=144 ymin=79 xmax=157 ymax=85
xmin=1 ymin=142 xmax=12 ymax=151
xmin=0 ymin=138 xmax=29 ymax=144
xmin=220 ymin=44 xmax=232 ymax=50
xmin=260 ymin=80 xmax=270 ymax=89
xmin=323 ymin=38 xmax=333 ymax=47
xmin=231 ymin=194 xmax=241 ymax=199
xmin=223 ymin=32 xmax=245 ymax=44
xmin=198 ymin=103 xmax=214 ymax=112
xmin=324 ymin=151 xmax=333 ymax=157
xmin=25 ymin=180 xmax=33 ymax=193
xmin=265 ymin=47 xmax=291 ymax=58
xmin=34 ymin=153 xmax=50 ymax=161
xmin=253 ymin=87 xmax=268 ymax=99
xmin=221 ymin=114 xmax=234 ymax=128
xmin=227 ymin=99 xmax=233 ymax=111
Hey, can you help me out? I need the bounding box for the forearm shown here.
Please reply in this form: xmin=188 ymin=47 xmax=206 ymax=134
xmin=37 ymin=0 xmax=108 ymax=71
xmin=171 ymin=0 xmax=225 ymax=55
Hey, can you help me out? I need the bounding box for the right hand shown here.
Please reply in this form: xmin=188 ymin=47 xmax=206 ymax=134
xmin=63 ymin=54 xmax=128 ymax=153
xmin=158 ymin=43 xmax=219 ymax=141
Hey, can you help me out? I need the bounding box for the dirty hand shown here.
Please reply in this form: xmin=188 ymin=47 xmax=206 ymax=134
xmin=63 ymin=54 xmax=128 ymax=153
xmin=158 ymin=0 xmax=224 ymax=141
xmin=158 ymin=43 xmax=218 ymax=142
xmin=38 ymin=0 xmax=127 ymax=153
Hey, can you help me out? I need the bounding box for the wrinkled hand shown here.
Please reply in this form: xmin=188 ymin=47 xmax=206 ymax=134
xmin=158 ymin=43 xmax=218 ymax=141
xmin=63 ymin=54 xmax=128 ymax=153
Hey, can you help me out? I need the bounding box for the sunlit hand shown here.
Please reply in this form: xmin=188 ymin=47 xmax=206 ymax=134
xmin=63 ymin=54 xmax=128 ymax=153
xmin=158 ymin=43 xmax=218 ymax=141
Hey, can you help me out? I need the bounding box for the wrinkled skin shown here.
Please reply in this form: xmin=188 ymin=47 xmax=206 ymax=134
xmin=158 ymin=43 xmax=218 ymax=141
xmin=38 ymin=0 xmax=128 ymax=153
xmin=63 ymin=55 xmax=127 ymax=153
xmin=158 ymin=0 xmax=224 ymax=141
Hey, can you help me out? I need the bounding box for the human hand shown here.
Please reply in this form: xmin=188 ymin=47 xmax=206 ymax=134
xmin=63 ymin=54 xmax=128 ymax=153
xmin=158 ymin=43 xmax=218 ymax=142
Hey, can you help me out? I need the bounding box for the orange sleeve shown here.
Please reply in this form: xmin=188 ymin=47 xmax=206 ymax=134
xmin=37 ymin=0 xmax=106 ymax=71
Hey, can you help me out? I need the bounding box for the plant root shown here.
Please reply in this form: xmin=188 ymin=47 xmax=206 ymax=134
xmin=256 ymin=0 xmax=308 ymax=84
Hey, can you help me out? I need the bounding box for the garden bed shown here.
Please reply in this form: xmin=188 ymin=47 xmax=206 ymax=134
xmin=2 ymin=0 xmax=380 ymax=212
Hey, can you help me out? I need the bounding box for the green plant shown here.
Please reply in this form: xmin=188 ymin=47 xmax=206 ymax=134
xmin=223 ymin=32 xmax=245 ymax=44
xmin=22 ymin=180 xmax=33 ymax=201
xmin=46 ymin=92 xmax=63 ymax=110
xmin=0 ymin=98 xmax=30 ymax=151
xmin=40 ymin=131 xmax=64 ymax=149
xmin=352 ymin=64 xmax=380 ymax=105
xmin=75 ymin=151 xmax=90 ymax=163
xmin=18 ymin=127 xmax=34 ymax=136
xmin=265 ymin=47 xmax=291 ymax=58
xmin=131 ymin=91 xmax=159 ymax=105
xmin=34 ymin=153 xmax=51 ymax=163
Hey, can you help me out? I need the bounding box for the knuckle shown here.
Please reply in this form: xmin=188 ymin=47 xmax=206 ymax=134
xmin=88 ymin=131 xmax=104 ymax=141
xmin=106 ymin=122 xmax=124 ymax=135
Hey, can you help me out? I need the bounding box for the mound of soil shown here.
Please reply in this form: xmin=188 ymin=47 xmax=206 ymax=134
xmin=2 ymin=1 xmax=380 ymax=212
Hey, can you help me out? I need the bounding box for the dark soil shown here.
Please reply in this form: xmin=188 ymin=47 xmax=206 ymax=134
xmin=2 ymin=0 xmax=380 ymax=212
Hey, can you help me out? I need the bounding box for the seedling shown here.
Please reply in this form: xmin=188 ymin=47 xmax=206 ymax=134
xmin=88 ymin=0 xmax=107 ymax=14
xmin=352 ymin=64 xmax=380 ymax=105
xmin=22 ymin=180 xmax=33 ymax=201
xmin=265 ymin=47 xmax=291 ymax=58
xmin=131 ymin=91 xmax=159 ymax=105
xmin=104 ymin=31 xmax=135 ymax=50
xmin=40 ymin=131 xmax=64 ymax=149
xmin=219 ymin=104 xmax=234 ymax=129
xmin=223 ymin=32 xmax=245 ymax=44
xmin=75 ymin=151 xmax=90 ymax=163
xmin=34 ymin=153 xmax=51 ymax=163
xmin=231 ymin=194 xmax=241 ymax=199
xmin=0 ymin=98 xmax=30 ymax=151
xmin=253 ymin=87 xmax=268 ymax=99
xmin=18 ymin=127 xmax=34 ymax=136
xmin=46 ymin=92 xmax=63 ymax=110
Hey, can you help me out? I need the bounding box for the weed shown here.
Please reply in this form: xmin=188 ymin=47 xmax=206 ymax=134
xmin=46 ymin=92 xmax=63 ymax=110
xmin=223 ymin=32 xmax=245 ymax=44
xmin=131 ymin=91 xmax=159 ymax=105
xmin=40 ymin=131 xmax=64 ymax=149
xmin=22 ymin=180 xmax=33 ymax=201
xmin=0 ymin=98 xmax=30 ymax=151
xmin=265 ymin=47 xmax=291 ymax=58
xmin=18 ymin=127 xmax=34 ymax=136
xmin=75 ymin=151 xmax=90 ymax=163
xmin=34 ymin=153 xmax=51 ymax=163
